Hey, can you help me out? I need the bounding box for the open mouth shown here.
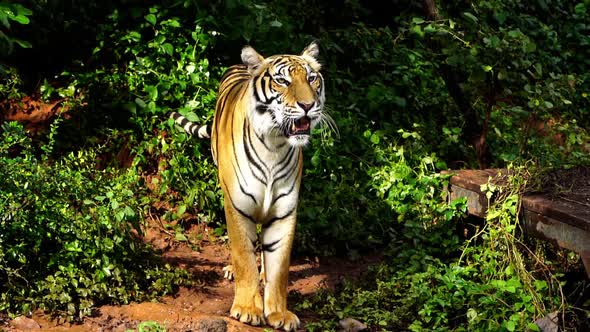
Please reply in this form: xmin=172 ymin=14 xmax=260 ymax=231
xmin=289 ymin=116 xmax=311 ymax=136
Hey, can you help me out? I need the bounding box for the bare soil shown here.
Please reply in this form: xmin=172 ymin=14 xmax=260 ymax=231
xmin=0 ymin=96 xmax=72 ymax=133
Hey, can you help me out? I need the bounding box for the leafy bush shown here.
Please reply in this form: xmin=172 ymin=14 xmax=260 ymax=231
xmin=0 ymin=2 xmax=32 ymax=56
xmin=0 ymin=121 xmax=189 ymax=319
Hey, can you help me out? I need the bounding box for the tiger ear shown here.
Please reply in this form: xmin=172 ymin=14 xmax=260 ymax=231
xmin=301 ymin=41 xmax=319 ymax=59
xmin=241 ymin=46 xmax=264 ymax=69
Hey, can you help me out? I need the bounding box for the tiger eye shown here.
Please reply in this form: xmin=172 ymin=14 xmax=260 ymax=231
xmin=274 ymin=77 xmax=289 ymax=85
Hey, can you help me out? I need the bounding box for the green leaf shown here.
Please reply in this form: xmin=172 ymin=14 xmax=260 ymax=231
xmin=494 ymin=11 xmax=507 ymax=25
xmin=0 ymin=13 xmax=10 ymax=28
xmin=525 ymin=40 xmax=537 ymax=53
xmin=269 ymin=20 xmax=282 ymax=27
xmin=463 ymin=12 xmax=478 ymax=23
xmin=177 ymin=205 xmax=186 ymax=216
xmin=145 ymin=14 xmax=157 ymax=25
xmin=412 ymin=17 xmax=425 ymax=24
xmin=311 ymin=152 xmax=321 ymax=167
xmin=508 ymin=29 xmax=522 ymax=38
xmin=186 ymin=63 xmax=196 ymax=73
xmin=12 ymin=15 xmax=29 ymax=24
xmin=135 ymin=97 xmax=146 ymax=108
xmin=575 ymin=3 xmax=587 ymax=15
xmin=370 ymin=133 xmax=381 ymax=144
xmin=145 ymin=86 xmax=158 ymax=101
xmin=505 ymin=320 xmax=516 ymax=332
xmin=411 ymin=25 xmax=424 ymax=38
xmin=175 ymin=233 xmax=188 ymax=242
xmin=13 ymin=39 xmax=32 ymax=49
xmin=161 ymin=43 xmax=174 ymax=55
xmin=184 ymin=111 xmax=200 ymax=122
xmin=527 ymin=322 xmax=541 ymax=331
xmin=115 ymin=210 xmax=125 ymax=221
xmin=14 ymin=4 xmax=33 ymax=16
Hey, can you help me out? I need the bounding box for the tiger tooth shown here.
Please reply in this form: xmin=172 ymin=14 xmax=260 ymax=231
xmin=291 ymin=122 xmax=296 ymax=132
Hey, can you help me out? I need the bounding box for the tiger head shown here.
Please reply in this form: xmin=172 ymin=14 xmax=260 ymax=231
xmin=242 ymin=42 xmax=327 ymax=147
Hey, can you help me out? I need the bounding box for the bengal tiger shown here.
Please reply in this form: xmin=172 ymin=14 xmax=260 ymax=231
xmin=170 ymin=42 xmax=330 ymax=331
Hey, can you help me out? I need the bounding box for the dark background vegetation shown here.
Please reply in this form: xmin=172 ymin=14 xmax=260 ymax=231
xmin=1 ymin=0 xmax=589 ymax=330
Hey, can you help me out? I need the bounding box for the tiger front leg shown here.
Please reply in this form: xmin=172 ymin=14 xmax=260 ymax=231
xmin=225 ymin=206 xmax=265 ymax=326
xmin=262 ymin=216 xmax=300 ymax=331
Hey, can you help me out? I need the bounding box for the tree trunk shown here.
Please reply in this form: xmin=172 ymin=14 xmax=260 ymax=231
xmin=422 ymin=0 xmax=489 ymax=168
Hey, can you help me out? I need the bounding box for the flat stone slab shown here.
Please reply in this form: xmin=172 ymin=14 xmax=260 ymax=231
xmin=445 ymin=168 xmax=590 ymax=278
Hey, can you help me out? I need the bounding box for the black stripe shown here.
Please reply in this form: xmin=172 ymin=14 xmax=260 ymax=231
xmin=190 ymin=124 xmax=200 ymax=136
xmin=273 ymin=154 xmax=299 ymax=186
xmin=266 ymin=94 xmax=278 ymax=104
xmin=242 ymin=124 xmax=268 ymax=184
xmin=256 ymin=104 xmax=269 ymax=114
xmin=275 ymin=147 xmax=295 ymax=170
xmin=262 ymin=239 xmax=281 ymax=253
xmin=177 ymin=116 xmax=191 ymax=129
xmin=255 ymin=132 xmax=272 ymax=151
xmin=199 ymin=125 xmax=211 ymax=137
xmin=214 ymin=66 xmax=250 ymax=160
xmin=258 ymin=76 xmax=267 ymax=102
xmin=171 ymin=113 xmax=205 ymax=137
xmin=271 ymin=180 xmax=296 ymax=205
xmin=230 ymin=113 xmax=251 ymax=189
xmin=223 ymin=181 xmax=257 ymax=224
xmin=272 ymin=147 xmax=297 ymax=182
xmin=245 ymin=121 xmax=269 ymax=172
xmin=263 ymin=207 xmax=295 ymax=229
xmin=171 ymin=112 xmax=183 ymax=121
xmin=232 ymin=166 xmax=257 ymax=204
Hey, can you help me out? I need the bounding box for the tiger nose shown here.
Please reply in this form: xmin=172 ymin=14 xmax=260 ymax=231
xmin=297 ymin=101 xmax=315 ymax=112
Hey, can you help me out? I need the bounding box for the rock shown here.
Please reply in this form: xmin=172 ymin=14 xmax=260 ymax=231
xmin=195 ymin=318 xmax=227 ymax=332
xmin=11 ymin=316 xmax=41 ymax=330
xmin=179 ymin=318 xmax=227 ymax=332
xmin=534 ymin=311 xmax=559 ymax=332
xmin=338 ymin=317 xmax=368 ymax=332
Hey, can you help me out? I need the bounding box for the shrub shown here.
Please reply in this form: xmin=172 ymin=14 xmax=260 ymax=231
xmin=0 ymin=121 xmax=189 ymax=320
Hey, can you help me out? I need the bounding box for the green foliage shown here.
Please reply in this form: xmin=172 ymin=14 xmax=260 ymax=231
xmin=30 ymin=3 xmax=226 ymax=228
xmin=409 ymin=0 xmax=590 ymax=165
xmin=0 ymin=121 xmax=189 ymax=320
xmin=299 ymin=168 xmax=563 ymax=331
xmin=0 ymin=2 xmax=32 ymax=55
xmin=126 ymin=321 xmax=167 ymax=332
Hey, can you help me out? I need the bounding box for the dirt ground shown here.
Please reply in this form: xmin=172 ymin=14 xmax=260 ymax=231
xmin=3 ymin=221 xmax=382 ymax=332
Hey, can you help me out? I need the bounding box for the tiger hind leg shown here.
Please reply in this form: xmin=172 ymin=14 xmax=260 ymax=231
xmin=222 ymin=265 xmax=234 ymax=280
xmin=223 ymin=251 xmax=266 ymax=284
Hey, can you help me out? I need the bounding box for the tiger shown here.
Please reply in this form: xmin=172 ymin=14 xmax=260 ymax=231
xmin=170 ymin=42 xmax=329 ymax=331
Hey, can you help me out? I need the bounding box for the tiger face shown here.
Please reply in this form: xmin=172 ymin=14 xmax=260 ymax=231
xmin=242 ymin=43 xmax=326 ymax=147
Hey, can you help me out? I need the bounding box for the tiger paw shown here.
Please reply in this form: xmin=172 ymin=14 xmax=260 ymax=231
xmin=266 ymin=310 xmax=300 ymax=331
xmin=222 ymin=265 xmax=234 ymax=280
xmin=230 ymin=303 xmax=265 ymax=326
